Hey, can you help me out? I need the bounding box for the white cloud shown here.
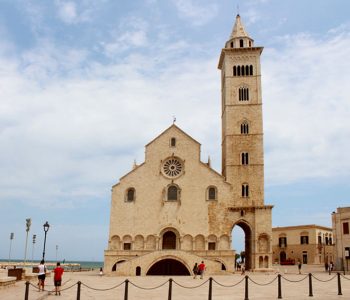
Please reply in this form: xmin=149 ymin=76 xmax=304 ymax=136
xmin=264 ymin=28 xmax=350 ymax=185
xmin=172 ymin=0 xmax=218 ymax=26
xmin=55 ymin=0 xmax=91 ymax=24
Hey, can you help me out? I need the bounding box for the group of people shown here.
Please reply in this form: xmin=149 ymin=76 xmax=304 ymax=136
xmin=37 ymin=260 xmax=64 ymax=296
xmin=192 ymin=261 xmax=206 ymax=279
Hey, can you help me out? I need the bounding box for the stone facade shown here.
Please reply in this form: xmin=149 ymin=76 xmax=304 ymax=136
xmin=104 ymin=15 xmax=273 ymax=276
xmin=332 ymin=207 xmax=350 ymax=271
xmin=272 ymin=225 xmax=334 ymax=265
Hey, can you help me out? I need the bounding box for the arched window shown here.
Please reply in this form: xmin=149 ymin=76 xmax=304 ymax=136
xmin=240 ymin=39 xmax=244 ymax=47
xmin=250 ymin=65 xmax=253 ymax=75
xmin=241 ymin=65 xmax=245 ymax=76
xmin=242 ymin=184 xmax=249 ymax=197
xmin=170 ymin=137 xmax=176 ymax=147
xmin=245 ymin=65 xmax=249 ymax=75
xmin=249 ymin=41 xmax=252 ymax=47
xmin=126 ymin=188 xmax=135 ymax=202
xmin=239 ymin=87 xmax=249 ymax=101
xmin=207 ymin=186 xmax=217 ymax=200
xmin=237 ymin=65 xmax=241 ymax=76
xmin=241 ymin=122 xmax=249 ymax=134
xmin=167 ymin=185 xmax=178 ymax=201
xmin=231 ymin=41 xmax=234 ymax=48
xmin=233 ymin=66 xmax=236 ymax=76
xmin=241 ymin=153 xmax=249 ymax=165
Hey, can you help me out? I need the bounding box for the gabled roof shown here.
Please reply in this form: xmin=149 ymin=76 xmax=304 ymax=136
xmin=145 ymin=124 xmax=201 ymax=148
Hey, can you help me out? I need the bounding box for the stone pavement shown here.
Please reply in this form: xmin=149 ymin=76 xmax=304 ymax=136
xmin=0 ymin=265 xmax=349 ymax=300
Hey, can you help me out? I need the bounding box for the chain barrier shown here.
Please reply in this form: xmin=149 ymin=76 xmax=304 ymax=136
xmin=128 ymin=280 xmax=169 ymax=290
xmin=60 ymin=282 xmax=79 ymax=292
xmin=341 ymin=274 xmax=350 ymax=280
xmin=248 ymin=276 xmax=278 ymax=286
xmin=172 ymin=278 xmax=209 ymax=289
xmin=311 ymin=274 xmax=337 ymax=282
xmin=81 ymin=281 xmax=125 ymax=291
xmin=281 ymin=274 xmax=308 ymax=283
xmin=212 ymin=276 xmax=245 ymax=287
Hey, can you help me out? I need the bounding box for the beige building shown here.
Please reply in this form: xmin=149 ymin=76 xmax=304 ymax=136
xmin=272 ymin=225 xmax=334 ymax=265
xmin=104 ymin=15 xmax=273 ymax=276
xmin=332 ymin=207 xmax=350 ymax=271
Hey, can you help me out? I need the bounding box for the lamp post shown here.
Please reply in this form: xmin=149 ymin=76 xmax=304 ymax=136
xmin=42 ymin=221 xmax=50 ymax=261
xmin=32 ymin=234 xmax=36 ymax=264
xmin=24 ymin=218 xmax=31 ymax=265
xmin=8 ymin=232 xmax=14 ymax=265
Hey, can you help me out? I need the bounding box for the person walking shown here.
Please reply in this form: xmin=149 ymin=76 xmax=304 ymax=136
xmin=241 ymin=263 xmax=245 ymax=275
xmin=53 ymin=262 xmax=64 ymax=296
xmin=198 ymin=261 xmax=206 ymax=279
xmin=329 ymin=261 xmax=333 ymax=275
xmin=297 ymin=261 xmax=302 ymax=274
xmin=37 ymin=260 xmax=46 ymax=291
xmin=192 ymin=263 xmax=198 ymax=279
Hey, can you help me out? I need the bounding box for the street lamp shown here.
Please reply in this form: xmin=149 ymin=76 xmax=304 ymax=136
xmin=42 ymin=221 xmax=50 ymax=261
xmin=24 ymin=218 xmax=31 ymax=265
xmin=8 ymin=232 xmax=14 ymax=265
xmin=32 ymin=234 xmax=37 ymax=264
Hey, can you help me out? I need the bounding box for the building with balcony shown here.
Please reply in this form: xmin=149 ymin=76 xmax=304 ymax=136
xmin=272 ymin=225 xmax=334 ymax=265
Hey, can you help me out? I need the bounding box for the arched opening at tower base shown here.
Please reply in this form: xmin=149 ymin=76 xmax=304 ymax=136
xmin=146 ymin=259 xmax=190 ymax=276
xmin=232 ymin=221 xmax=252 ymax=270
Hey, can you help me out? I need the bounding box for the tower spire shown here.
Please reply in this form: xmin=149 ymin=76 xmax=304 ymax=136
xmin=230 ymin=14 xmax=250 ymax=39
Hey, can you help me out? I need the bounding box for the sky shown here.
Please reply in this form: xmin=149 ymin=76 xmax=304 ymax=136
xmin=0 ymin=0 xmax=349 ymax=262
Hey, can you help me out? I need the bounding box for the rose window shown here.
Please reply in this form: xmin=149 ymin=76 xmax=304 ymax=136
xmin=162 ymin=157 xmax=183 ymax=178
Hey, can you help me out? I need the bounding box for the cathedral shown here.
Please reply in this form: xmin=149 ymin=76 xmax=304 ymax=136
xmin=104 ymin=15 xmax=273 ymax=276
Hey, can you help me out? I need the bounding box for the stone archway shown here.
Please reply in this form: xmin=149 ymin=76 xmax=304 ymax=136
xmin=232 ymin=221 xmax=253 ymax=270
xmin=146 ymin=259 xmax=190 ymax=275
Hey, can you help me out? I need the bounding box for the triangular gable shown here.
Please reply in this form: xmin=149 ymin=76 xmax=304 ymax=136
xmin=145 ymin=124 xmax=201 ymax=148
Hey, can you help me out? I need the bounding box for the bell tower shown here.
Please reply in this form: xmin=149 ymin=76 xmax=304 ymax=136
xmin=218 ymin=14 xmax=264 ymax=207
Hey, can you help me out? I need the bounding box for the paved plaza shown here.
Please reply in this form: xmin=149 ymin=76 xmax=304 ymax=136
xmin=1 ymin=265 xmax=349 ymax=300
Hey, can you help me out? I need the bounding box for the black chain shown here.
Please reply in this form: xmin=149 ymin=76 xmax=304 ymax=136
xmin=248 ymin=276 xmax=278 ymax=286
xmin=172 ymin=279 xmax=209 ymax=289
xmin=281 ymin=275 xmax=308 ymax=283
xmin=341 ymin=274 xmax=350 ymax=280
xmin=212 ymin=277 xmax=245 ymax=287
xmin=311 ymin=274 xmax=336 ymax=282
xmin=128 ymin=280 xmax=169 ymax=290
xmin=60 ymin=282 xmax=79 ymax=292
xmin=81 ymin=281 xmax=125 ymax=291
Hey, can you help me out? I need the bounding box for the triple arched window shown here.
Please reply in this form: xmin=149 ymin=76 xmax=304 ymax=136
xmin=241 ymin=122 xmax=249 ymax=134
xmin=233 ymin=65 xmax=253 ymax=76
xmin=239 ymin=87 xmax=249 ymax=101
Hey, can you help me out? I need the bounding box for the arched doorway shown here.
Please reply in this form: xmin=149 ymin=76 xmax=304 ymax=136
xmin=112 ymin=260 xmax=126 ymax=272
xmin=280 ymin=251 xmax=286 ymax=263
xmin=146 ymin=259 xmax=190 ymax=275
xmin=162 ymin=231 xmax=176 ymax=249
xmin=232 ymin=221 xmax=252 ymax=270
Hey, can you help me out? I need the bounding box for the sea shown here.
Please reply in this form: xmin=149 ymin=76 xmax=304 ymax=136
xmin=0 ymin=259 xmax=103 ymax=270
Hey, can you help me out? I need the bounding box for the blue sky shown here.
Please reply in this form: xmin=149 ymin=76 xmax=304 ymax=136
xmin=0 ymin=0 xmax=349 ymax=261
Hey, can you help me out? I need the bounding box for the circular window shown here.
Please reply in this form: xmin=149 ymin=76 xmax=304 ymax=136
xmin=162 ymin=157 xmax=183 ymax=178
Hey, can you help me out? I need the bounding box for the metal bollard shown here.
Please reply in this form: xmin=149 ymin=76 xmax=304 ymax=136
xmin=308 ymin=273 xmax=313 ymax=297
xmin=277 ymin=274 xmax=282 ymax=299
xmin=244 ymin=275 xmax=249 ymax=300
xmin=76 ymin=281 xmax=81 ymax=300
xmin=124 ymin=279 xmax=129 ymax=300
xmin=337 ymin=273 xmax=342 ymax=295
xmin=208 ymin=277 xmax=213 ymax=300
xmin=24 ymin=281 xmax=30 ymax=300
xmin=168 ymin=278 xmax=173 ymax=300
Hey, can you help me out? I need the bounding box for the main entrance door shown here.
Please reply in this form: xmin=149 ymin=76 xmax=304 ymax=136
xmin=162 ymin=231 xmax=176 ymax=249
